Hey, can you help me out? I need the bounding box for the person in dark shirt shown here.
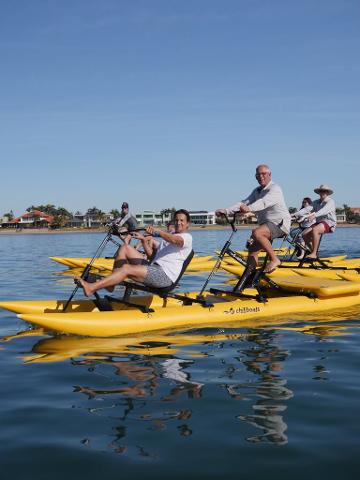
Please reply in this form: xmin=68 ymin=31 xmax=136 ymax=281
xmin=115 ymin=202 xmax=138 ymax=232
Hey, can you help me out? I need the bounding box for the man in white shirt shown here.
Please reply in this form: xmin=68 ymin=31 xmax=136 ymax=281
xmin=76 ymin=209 xmax=192 ymax=296
xmin=216 ymin=164 xmax=291 ymax=273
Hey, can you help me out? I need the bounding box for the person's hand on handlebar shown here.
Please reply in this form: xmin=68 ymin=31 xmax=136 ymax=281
xmin=238 ymin=204 xmax=251 ymax=214
xmin=130 ymin=231 xmax=145 ymax=240
xmin=216 ymin=207 xmax=251 ymax=218
xmin=122 ymin=234 xmax=133 ymax=245
xmin=215 ymin=209 xmax=227 ymax=217
xmin=145 ymin=225 xmax=162 ymax=237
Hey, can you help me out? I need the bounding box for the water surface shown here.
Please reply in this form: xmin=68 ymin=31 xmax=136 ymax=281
xmin=0 ymin=228 xmax=359 ymax=479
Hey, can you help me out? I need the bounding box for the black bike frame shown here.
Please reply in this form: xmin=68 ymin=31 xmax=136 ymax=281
xmin=63 ymin=230 xmax=113 ymax=312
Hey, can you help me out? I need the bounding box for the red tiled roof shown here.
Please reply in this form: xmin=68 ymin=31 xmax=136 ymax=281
xmin=9 ymin=210 xmax=54 ymax=224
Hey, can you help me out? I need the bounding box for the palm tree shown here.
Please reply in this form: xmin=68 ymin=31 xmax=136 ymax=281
xmin=27 ymin=204 xmax=57 ymax=215
xmin=342 ymin=204 xmax=358 ymax=223
xmin=56 ymin=207 xmax=72 ymax=218
xmin=86 ymin=207 xmax=101 ymax=217
xmin=160 ymin=208 xmax=176 ymax=223
xmin=110 ymin=208 xmax=120 ymax=219
xmin=97 ymin=210 xmax=107 ymax=224
xmin=4 ymin=210 xmax=14 ymax=221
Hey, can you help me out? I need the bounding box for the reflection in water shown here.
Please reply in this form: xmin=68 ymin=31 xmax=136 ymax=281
xmin=223 ymin=330 xmax=293 ymax=445
xmin=48 ymin=328 xmax=295 ymax=450
xmin=161 ymin=358 xmax=204 ymax=401
xmin=72 ymin=352 xmax=203 ymax=448
xmin=1 ymin=319 xmax=359 ymax=454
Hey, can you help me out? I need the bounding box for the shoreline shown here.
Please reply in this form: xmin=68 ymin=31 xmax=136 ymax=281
xmin=0 ymin=223 xmax=359 ymax=235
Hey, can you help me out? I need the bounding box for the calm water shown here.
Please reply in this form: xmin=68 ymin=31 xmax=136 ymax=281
xmin=0 ymin=228 xmax=360 ymax=479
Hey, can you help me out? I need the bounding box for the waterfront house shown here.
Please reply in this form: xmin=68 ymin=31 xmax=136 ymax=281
xmin=136 ymin=211 xmax=171 ymax=226
xmin=3 ymin=210 xmax=54 ymax=229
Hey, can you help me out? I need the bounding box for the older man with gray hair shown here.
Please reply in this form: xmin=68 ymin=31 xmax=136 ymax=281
xmin=216 ymin=164 xmax=291 ymax=273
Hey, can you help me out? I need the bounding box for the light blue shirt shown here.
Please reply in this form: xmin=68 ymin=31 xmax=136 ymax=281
xmin=226 ymin=181 xmax=291 ymax=234
xmin=297 ymin=197 xmax=336 ymax=230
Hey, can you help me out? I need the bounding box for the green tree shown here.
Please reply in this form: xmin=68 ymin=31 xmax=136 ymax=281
xmin=27 ymin=204 xmax=57 ymax=215
xmin=49 ymin=215 xmax=67 ymax=229
xmin=160 ymin=207 xmax=176 ymax=223
xmin=86 ymin=207 xmax=106 ymax=224
xmin=215 ymin=215 xmax=227 ymax=226
xmin=49 ymin=207 xmax=72 ymax=229
xmin=4 ymin=210 xmax=14 ymax=221
xmin=28 ymin=204 xmax=69 ymax=215
xmin=56 ymin=207 xmax=72 ymax=218
xmin=86 ymin=207 xmax=101 ymax=217
xmin=110 ymin=208 xmax=120 ymax=219
xmin=97 ymin=210 xmax=107 ymax=223
xmin=342 ymin=204 xmax=360 ymax=224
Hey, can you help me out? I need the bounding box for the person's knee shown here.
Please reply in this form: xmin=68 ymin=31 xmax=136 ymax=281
xmin=252 ymin=227 xmax=270 ymax=243
xmin=115 ymin=245 xmax=125 ymax=258
xmin=121 ymin=263 xmax=132 ymax=275
xmin=252 ymin=228 xmax=263 ymax=241
xmin=313 ymin=225 xmax=324 ymax=236
xmin=117 ymin=244 xmax=132 ymax=258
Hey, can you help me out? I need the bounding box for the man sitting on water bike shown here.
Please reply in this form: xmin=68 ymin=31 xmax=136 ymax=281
xmin=76 ymin=209 xmax=192 ymax=297
xmin=294 ymin=184 xmax=337 ymax=260
xmin=216 ymin=164 xmax=291 ymax=274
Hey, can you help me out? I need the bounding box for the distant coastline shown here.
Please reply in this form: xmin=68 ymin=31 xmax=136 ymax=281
xmin=0 ymin=223 xmax=359 ymax=235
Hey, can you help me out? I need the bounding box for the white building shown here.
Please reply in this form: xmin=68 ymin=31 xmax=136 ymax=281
xmin=336 ymin=209 xmax=347 ymax=223
xmin=189 ymin=211 xmax=216 ymax=225
xmin=135 ymin=211 xmax=172 ymax=226
xmin=134 ymin=209 xmax=260 ymax=226
xmin=135 ymin=210 xmax=217 ymax=226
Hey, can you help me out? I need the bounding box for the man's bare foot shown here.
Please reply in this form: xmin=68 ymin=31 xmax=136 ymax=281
xmin=306 ymin=254 xmax=317 ymax=260
xmin=74 ymin=276 xmax=94 ymax=297
xmin=264 ymin=258 xmax=281 ymax=274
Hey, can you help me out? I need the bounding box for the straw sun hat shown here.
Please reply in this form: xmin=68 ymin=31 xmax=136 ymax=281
xmin=314 ymin=184 xmax=333 ymax=195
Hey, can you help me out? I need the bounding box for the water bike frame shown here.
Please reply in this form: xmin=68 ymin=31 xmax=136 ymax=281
xmin=280 ymin=233 xmax=359 ymax=271
xmin=198 ymin=214 xmax=316 ymax=303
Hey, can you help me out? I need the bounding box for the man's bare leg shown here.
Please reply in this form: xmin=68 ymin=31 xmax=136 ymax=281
xmin=306 ymin=224 xmax=325 ymax=259
xmin=113 ymin=244 xmax=145 ymax=271
xmin=76 ymin=264 xmax=147 ymax=297
xmin=301 ymin=227 xmax=313 ymax=256
xmin=251 ymin=225 xmax=281 ymax=273
xmin=105 ymin=244 xmax=146 ymax=292
xmin=247 ymin=251 xmax=259 ymax=270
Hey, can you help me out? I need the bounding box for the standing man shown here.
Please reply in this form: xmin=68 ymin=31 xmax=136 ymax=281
xmin=216 ymin=164 xmax=291 ymax=273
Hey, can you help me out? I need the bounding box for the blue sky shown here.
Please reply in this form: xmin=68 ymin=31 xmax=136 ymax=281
xmin=0 ymin=0 xmax=359 ymax=216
